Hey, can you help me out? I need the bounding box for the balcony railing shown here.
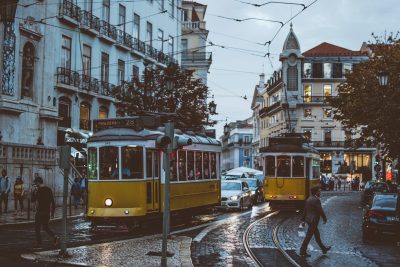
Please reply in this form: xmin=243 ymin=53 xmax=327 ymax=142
xmin=80 ymin=9 xmax=100 ymax=32
xmin=302 ymin=95 xmax=335 ymax=103
xmin=182 ymin=21 xmax=206 ymax=30
xmin=81 ymin=74 xmax=100 ymax=93
xmin=265 ymin=101 xmax=281 ymax=114
xmin=56 ymin=67 xmax=80 ymax=88
xmin=116 ymin=29 xmax=133 ymax=48
xmin=100 ymin=20 xmax=117 ymax=40
xmin=182 ymin=52 xmax=212 ymax=63
xmin=58 ymin=116 xmax=71 ymax=128
xmin=99 ymin=81 xmax=115 ymax=96
xmin=59 ymin=0 xmax=80 ymax=21
xmin=80 ymin=119 xmax=91 ymax=131
xmin=312 ymin=141 xmax=345 ymax=147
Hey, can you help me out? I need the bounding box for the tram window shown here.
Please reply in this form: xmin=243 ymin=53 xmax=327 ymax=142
xmin=146 ymin=150 xmax=153 ymax=178
xmin=187 ymin=151 xmax=195 ymax=180
xmin=277 ymin=156 xmax=291 ymax=177
xmin=195 ymin=152 xmax=203 ymax=179
xmin=88 ymin=147 xmax=98 ymax=180
xmin=121 ymin=146 xmax=143 ymax=179
xmin=312 ymin=159 xmax=320 ymax=179
xmin=292 ymin=156 xmax=305 ymax=177
xmin=99 ymin=146 xmax=119 ymax=180
xmin=170 ymin=152 xmax=177 ymax=181
xmin=210 ymin=153 xmax=217 ymax=179
xmin=265 ymin=156 xmax=275 ymax=176
xmin=203 ymin=152 xmax=210 ymax=179
xmin=178 ymin=150 xmax=187 ymax=181
xmin=154 ymin=151 xmax=160 ymax=178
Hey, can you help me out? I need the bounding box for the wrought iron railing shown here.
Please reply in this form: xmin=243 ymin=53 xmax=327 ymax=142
xmin=81 ymin=74 xmax=100 ymax=93
xmin=99 ymin=81 xmax=115 ymax=96
xmin=56 ymin=67 xmax=80 ymax=87
xmin=100 ymin=20 xmax=117 ymax=40
xmin=80 ymin=9 xmax=100 ymax=31
xmin=312 ymin=141 xmax=345 ymax=147
xmin=116 ymin=29 xmax=133 ymax=48
xmin=302 ymin=95 xmax=335 ymax=103
xmin=59 ymin=0 xmax=80 ymax=21
xmin=182 ymin=52 xmax=212 ymax=62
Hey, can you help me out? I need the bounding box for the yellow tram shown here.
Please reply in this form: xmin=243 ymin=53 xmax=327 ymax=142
xmin=86 ymin=117 xmax=221 ymax=227
xmin=261 ymin=134 xmax=320 ymax=208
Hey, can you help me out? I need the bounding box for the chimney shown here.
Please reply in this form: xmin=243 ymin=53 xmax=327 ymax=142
xmin=259 ymin=73 xmax=265 ymax=87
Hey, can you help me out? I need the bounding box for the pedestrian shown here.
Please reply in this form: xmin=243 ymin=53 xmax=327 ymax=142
xmin=80 ymin=170 xmax=88 ymax=206
xmin=71 ymin=178 xmax=81 ymax=208
xmin=31 ymin=174 xmax=41 ymax=212
xmin=0 ymin=169 xmax=11 ymax=214
xmin=13 ymin=176 xmax=25 ymax=215
xmin=299 ymin=186 xmax=331 ymax=257
xmin=32 ymin=176 xmax=59 ymax=249
xmin=338 ymin=178 xmax=342 ymax=190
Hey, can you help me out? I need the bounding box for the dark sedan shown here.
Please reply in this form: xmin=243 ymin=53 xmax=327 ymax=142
xmin=362 ymin=193 xmax=400 ymax=242
xmin=361 ymin=181 xmax=389 ymax=206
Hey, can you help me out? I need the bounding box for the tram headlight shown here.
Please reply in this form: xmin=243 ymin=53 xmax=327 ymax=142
xmin=105 ymin=198 xmax=113 ymax=207
xmin=251 ymin=190 xmax=256 ymax=195
xmin=230 ymin=196 xmax=239 ymax=201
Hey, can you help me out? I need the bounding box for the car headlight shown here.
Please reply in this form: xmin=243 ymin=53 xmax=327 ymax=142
xmin=230 ymin=196 xmax=239 ymax=200
xmin=105 ymin=198 xmax=113 ymax=207
xmin=251 ymin=190 xmax=256 ymax=195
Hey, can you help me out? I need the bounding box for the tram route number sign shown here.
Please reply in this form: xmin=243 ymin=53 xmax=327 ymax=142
xmin=93 ymin=118 xmax=144 ymax=132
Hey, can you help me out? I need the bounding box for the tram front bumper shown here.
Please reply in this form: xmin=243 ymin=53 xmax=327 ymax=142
xmin=265 ymin=194 xmax=305 ymax=201
xmin=87 ymin=207 xmax=146 ymax=218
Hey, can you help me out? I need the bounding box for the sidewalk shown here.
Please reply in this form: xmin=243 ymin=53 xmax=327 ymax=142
xmin=21 ymin=234 xmax=194 ymax=267
xmin=0 ymin=206 xmax=85 ymax=226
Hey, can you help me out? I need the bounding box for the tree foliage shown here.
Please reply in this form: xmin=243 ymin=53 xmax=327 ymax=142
xmin=113 ymin=64 xmax=215 ymax=131
xmin=329 ymin=33 xmax=400 ymax=158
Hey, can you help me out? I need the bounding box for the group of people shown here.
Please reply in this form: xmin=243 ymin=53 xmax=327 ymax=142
xmin=0 ymin=169 xmax=27 ymax=214
xmin=321 ymin=174 xmax=363 ymax=191
xmin=70 ymin=170 xmax=88 ymax=209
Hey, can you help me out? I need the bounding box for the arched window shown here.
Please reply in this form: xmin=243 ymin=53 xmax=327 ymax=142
xmin=58 ymin=97 xmax=71 ymax=128
xmin=21 ymin=42 xmax=35 ymax=98
xmin=287 ymin=66 xmax=298 ymax=91
xmin=80 ymin=102 xmax=91 ymax=130
xmin=99 ymin=106 xmax=108 ymax=119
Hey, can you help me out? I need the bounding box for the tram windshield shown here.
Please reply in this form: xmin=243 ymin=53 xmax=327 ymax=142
xmin=265 ymin=156 xmax=275 ymax=176
xmin=277 ymin=156 xmax=291 ymax=177
xmin=99 ymin=146 xmax=119 ymax=180
xmin=88 ymin=147 xmax=97 ymax=180
xmin=292 ymin=156 xmax=305 ymax=177
xmin=121 ymin=146 xmax=143 ymax=179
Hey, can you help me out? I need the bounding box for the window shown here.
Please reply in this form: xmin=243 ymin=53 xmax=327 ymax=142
xmin=118 ymin=59 xmax=125 ymax=85
xmin=146 ymin=22 xmax=153 ymax=46
xmin=170 ymin=0 xmax=175 ymax=18
xmin=292 ymin=156 xmax=304 ymax=177
xmin=324 ymin=130 xmax=332 ymax=144
xmin=133 ymin=13 xmax=140 ymax=40
xmin=99 ymin=106 xmax=108 ymax=119
xmin=312 ymin=63 xmax=322 ymax=78
xmin=303 ymin=84 xmax=312 ymax=102
xmin=323 ymin=84 xmax=332 ymax=97
xmin=61 ymin=35 xmax=71 ymax=70
xmin=82 ymin=44 xmax=91 ymax=76
xmin=157 ymin=29 xmax=164 ymax=52
xmin=312 ymin=159 xmax=320 ymax=179
xmin=323 ymin=108 xmax=332 ymax=118
xmin=195 ymin=152 xmax=202 ymax=179
xmin=102 ymin=0 xmax=110 ymax=23
xmin=58 ymin=97 xmax=71 ymax=127
xmin=119 ymin=4 xmax=126 ymax=31
xmin=121 ymin=146 xmax=143 ymax=179
xmin=132 ymin=65 xmax=139 ymax=79
xmin=182 ymin=8 xmax=189 ymax=21
xmin=287 ymin=66 xmax=298 ymax=91
xmin=344 ymin=63 xmax=352 ymax=76
xmin=181 ymin=39 xmax=188 ymax=55
xmin=265 ymin=156 xmax=275 ymax=176
xmin=203 ymin=152 xmax=210 ymax=179
xmin=323 ymin=63 xmax=331 ymax=78
xmin=277 ymin=156 xmax=290 ymax=177
xmin=304 ymin=108 xmax=312 ymax=118
xmin=99 ymin=146 xmax=119 ymax=180
xmin=21 ymin=42 xmax=35 ymax=98
xmin=101 ymin=52 xmax=109 ymax=82
xmin=178 ymin=150 xmax=187 ymax=181
xmin=80 ymin=102 xmax=91 ymax=130
xmin=168 ymin=35 xmax=174 ymax=56
xmin=210 ymin=153 xmax=217 ymax=179
xmin=187 ymin=151 xmax=195 ymax=180
xmin=303 ymin=62 xmax=311 ymax=78
xmin=333 ymin=63 xmax=342 ymax=78
xmin=88 ymin=147 xmax=97 ymax=180
xmin=146 ymin=150 xmax=153 ymax=178
xmin=303 ymin=129 xmax=313 ymax=142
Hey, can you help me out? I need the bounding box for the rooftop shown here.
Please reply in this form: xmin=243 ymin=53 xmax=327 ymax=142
xmin=303 ymin=42 xmax=366 ymax=57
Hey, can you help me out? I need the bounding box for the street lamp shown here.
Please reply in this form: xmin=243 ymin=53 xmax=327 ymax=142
xmin=0 ymin=0 xmax=19 ymax=96
xmin=377 ymin=71 xmax=389 ymax=87
xmin=224 ymin=123 xmax=229 ymax=135
xmin=208 ymin=100 xmax=217 ymax=115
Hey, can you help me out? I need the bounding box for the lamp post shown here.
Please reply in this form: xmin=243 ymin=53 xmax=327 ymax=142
xmin=0 ymin=0 xmax=19 ymax=96
xmin=208 ymin=100 xmax=217 ymax=115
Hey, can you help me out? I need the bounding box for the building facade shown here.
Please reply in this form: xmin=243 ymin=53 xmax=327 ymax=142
xmin=0 ymin=0 xmax=182 ymax=206
xmin=221 ymin=118 xmax=253 ymax=172
xmin=258 ymin=25 xmax=376 ymax=180
xmin=250 ymin=73 xmax=265 ymax=170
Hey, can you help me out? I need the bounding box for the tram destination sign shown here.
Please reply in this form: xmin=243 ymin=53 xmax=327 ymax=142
xmin=93 ymin=118 xmax=144 ymax=132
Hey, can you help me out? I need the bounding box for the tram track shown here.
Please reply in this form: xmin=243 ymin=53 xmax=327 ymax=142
xmin=243 ymin=210 xmax=302 ymax=267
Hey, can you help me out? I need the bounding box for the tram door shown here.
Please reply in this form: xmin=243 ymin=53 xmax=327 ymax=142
xmin=146 ymin=150 xmax=160 ymax=212
xmin=305 ymin=157 xmax=311 ymax=199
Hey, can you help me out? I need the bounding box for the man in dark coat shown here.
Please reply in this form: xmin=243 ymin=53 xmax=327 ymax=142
xmin=299 ymin=186 xmax=331 ymax=257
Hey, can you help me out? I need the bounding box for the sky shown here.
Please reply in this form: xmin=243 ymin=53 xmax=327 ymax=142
xmin=198 ymin=0 xmax=399 ymax=137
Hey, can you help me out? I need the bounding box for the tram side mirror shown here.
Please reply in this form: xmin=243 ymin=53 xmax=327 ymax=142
xmin=156 ymin=135 xmax=171 ymax=149
xmin=173 ymin=136 xmax=193 ymax=150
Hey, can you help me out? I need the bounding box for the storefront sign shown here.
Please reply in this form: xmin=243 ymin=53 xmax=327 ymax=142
xmin=93 ymin=118 xmax=144 ymax=133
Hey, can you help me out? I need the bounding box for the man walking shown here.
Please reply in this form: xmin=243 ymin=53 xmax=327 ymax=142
xmin=0 ymin=169 xmax=11 ymax=213
xmin=300 ymin=186 xmax=331 ymax=257
xmin=32 ymin=176 xmax=59 ymax=248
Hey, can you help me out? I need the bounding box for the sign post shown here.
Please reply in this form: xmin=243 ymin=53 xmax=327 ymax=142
xmin=59 ymin=146 xmax=70 ymax=256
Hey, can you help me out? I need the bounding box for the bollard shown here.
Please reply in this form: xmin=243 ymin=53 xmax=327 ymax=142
xmin=27 ymin=198 xmax=31 ymax=220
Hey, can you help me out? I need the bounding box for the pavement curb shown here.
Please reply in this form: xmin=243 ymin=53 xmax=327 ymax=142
xmin=0 ymin=214 xmax=84 ymax=227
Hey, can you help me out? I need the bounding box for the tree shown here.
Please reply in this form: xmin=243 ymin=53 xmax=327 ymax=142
xmin=113 ymin=64 xmax=216 ymax=130
xmin=329 ymin=33 xmax=400 ymax=158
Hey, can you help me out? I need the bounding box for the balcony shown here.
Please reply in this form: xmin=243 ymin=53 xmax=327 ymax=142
xmin=56 ymin=67 xmax=80 ymax=89
xmin=99 ymin=81 xmax=115 ymax=96
xmin=132 ymin=38 xmax=146 ymax=54
xmin=302 ymin=95 xmax=336 ymax=103
xmin=58 ymin=116 xmax=71 ymax=128
xmin=80 ymin=9 xmax=100 ymax=34
xmin=80 ymin=74 xmax=100 ymax=93
xmin=182 ymin=52 xmax=212 ymax=65
xmin=312 ymin=141 xmax=345 ymax=147
xmin=59 ymin=0 xmax=80 ymax=24
xmin=146 ymin=44 xmax=158 ymax=60
xmin=182 ymin=21 xmax=206 ymax=31
xmin=99 ymin=20 xmax=117 ymax=42
xmin=80 ymin=119 xmax=91 ymax=131
xmin=116 ymin=30 xmax=133 ymax=50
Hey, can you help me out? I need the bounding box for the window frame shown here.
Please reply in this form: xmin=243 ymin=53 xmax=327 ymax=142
xmin=82 ymin=44 xmax=91 ymax=77
xmin=61 ymin=35 xmax=72 ymax=70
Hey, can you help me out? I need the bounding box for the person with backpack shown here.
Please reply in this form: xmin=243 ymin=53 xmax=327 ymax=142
xmin=71 ymin=178 xmax=81 ymax=209
xmin=0 ymin=169 xmax=11 ymax=214
xmin=14 ymin=176 xmax=25 ymax=215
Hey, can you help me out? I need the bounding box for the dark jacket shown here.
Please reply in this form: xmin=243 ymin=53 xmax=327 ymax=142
xmin=302 ymin=195 xmax=327 ymax=224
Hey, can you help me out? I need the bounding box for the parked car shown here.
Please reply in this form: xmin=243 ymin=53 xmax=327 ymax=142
xmin=362 ymin=193 xmax=400 ymax=241
xmin=219 ymin=180 xmax=253 ymax=210
xmin=240 ymin=178 xmax=264 ymax=204
xmin=361 ymin=182 xmax=389 ymax=206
